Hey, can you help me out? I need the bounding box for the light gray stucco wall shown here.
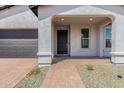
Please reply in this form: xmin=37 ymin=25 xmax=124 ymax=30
xmin=111 ymin=15 xmax=124 ymax=63
xmin=38 ymin=5 xmax=80 ymax=20
xmin=70 ymin=23 xmax=98 ymax=57
xmin=38 ymin=5 xmax=124 ymax=65
xmin=0 ymin=6 xmax=29 ymax=20
xmin=37 ymin=17 xmax=52 ymax=65
xmin=0 ymin=6 xmax=38 ymax=29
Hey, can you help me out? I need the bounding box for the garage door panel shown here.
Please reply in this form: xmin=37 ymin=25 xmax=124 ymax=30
xmin=0 ymin=30 xmax=38 ymax=39
xmin=0 ymin=29 xmax=38 ymax=58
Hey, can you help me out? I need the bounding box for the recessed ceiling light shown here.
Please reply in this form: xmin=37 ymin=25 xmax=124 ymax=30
xmin=89 ymin=18 xmax=93 ymax=21
xmin=61 ymin=18 xmax=64 ymax=21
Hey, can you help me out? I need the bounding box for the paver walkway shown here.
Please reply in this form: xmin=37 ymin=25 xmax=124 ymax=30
xmin=0 ymin=58 xmax=37 ymax=88
xmin=41 ymin=58 xmax=110 ymax=88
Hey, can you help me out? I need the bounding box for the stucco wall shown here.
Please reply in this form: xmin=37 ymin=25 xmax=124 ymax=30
xmin=53 ymin=23 xmax=101 ymax=57
xmin=0 ymin=6 xmax=29 ymax=20
xmin=0 ymin=9 xmax=38 ymax=29
xmin=53 ymin=23 xmax=112 ymax=57
xmin=51 ymin=5 xmax=124 ymax=63
xmin=70 ymin=24 xmax=98 ymax=57
xmin=37 ymin=17 xmax=52 ymax=65
xmin=38 ymin=5 xmax=80 ymax=20
xmin=38 ymin=5 xmax=124 ymax=64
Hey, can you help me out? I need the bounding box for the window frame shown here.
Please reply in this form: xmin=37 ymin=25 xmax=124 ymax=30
xmin=104 ymin=27 xmax=112 ymax=48
xmin=81 ymin=28 xmax=90 ymax=48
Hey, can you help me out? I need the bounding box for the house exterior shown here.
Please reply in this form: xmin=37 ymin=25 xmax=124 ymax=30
xmin=37 ymin=5 xmax=124 ymax=65
xmin=0 ymin=5 xmax=38 ymax=58
xmin=1 ymin=5 xmax=124 ymax=66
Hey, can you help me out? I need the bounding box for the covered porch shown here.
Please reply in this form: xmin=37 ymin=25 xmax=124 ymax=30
xmin=52 ymin=15 xmax=112 ymax=58
xmin=37 ymin=5 xmax=124 ymax=66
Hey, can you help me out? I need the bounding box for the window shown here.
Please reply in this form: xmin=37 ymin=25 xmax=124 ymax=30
xmin=81 ymin=28 xmax=89 ymax=48
xmin=105 ymin=28 xmax=112 ymax=48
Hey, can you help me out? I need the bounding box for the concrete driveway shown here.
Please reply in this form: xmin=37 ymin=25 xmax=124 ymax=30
xmin=0 ymin=58 xmax=37 ymax=88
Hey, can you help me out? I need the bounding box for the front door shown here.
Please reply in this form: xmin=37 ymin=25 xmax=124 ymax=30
xmin=57 ymin=30 xmax=68 ymax=55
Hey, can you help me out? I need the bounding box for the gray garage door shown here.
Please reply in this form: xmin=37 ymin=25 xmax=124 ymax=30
xmin=0 ymin=29 xmax=38 ymax=58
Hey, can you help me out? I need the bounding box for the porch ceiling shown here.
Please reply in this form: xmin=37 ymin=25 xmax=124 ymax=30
xmin=53 ymin=16 xmax=111 ymax=25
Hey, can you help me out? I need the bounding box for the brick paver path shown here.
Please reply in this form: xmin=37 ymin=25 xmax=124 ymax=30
xmin=0 ymin=58 xmax=37 ymax=88
xmin=41 ymin=58 xmax=110 ymax=88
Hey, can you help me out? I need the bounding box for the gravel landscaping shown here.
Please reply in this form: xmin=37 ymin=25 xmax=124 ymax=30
xmin=77 ymin=64 xmax=124 ymax=88
xmin=15 ymin=66 xmax=49 ymax=88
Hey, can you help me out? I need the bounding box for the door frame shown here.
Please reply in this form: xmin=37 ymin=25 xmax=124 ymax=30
xmin=56 ymin=25 xmax=70 ymax=56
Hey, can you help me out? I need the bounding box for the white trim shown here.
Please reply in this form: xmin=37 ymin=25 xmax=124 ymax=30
xmin=111 ymin=52 xmax=124 ymax=56
xmin=104 ymin=26 xmax=112 ymax=49
xmin=38 ymin=63 xmax=51 ymax=67
xmin=80 ymin=28 xmax=90 ymax=49
xmin=80 ymin=26 xmax=91 ymax=50
xmin=101 ymin=24 xmax=112 ymax=57
xmin=99 ymin=25 xmax=104 ymax=57
xmin=37 ymin=52 xmax=52 ymax=57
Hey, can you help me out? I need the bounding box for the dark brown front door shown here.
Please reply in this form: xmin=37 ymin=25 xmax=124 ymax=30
xmin=57 ymin=30 xmax=68 ymax=54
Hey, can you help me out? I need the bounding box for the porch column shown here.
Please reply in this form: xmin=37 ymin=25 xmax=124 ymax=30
xmin=37 ymin=17 xmax=52 ymax=66
xmin=111 ymin=16 xmax=124 ymax=63
xmin=99 ymin=25 xmax=104 ymax=57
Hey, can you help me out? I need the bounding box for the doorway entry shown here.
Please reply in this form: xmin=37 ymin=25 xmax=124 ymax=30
xmin=57 ymin=30 xmax=69 ymax=55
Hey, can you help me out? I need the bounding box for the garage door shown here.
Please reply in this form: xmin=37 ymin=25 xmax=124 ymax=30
xmin=0 ymin=29 xmax=38 ymax=58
